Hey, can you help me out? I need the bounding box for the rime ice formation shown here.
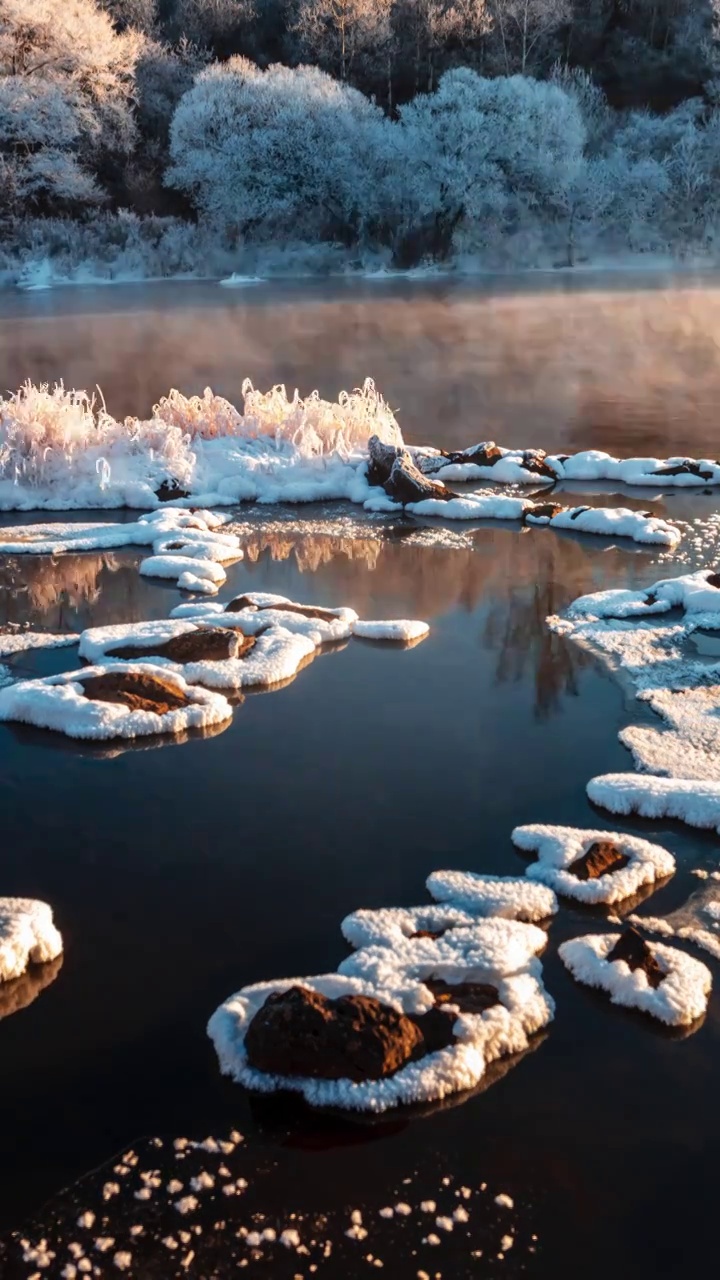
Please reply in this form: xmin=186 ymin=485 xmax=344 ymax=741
xmin=0 ymin=380 xmax=698 ymax=530
xmin=558 ymin=932 xmax=711 ymax=1026
xmin=551 ymin=569 xmax=720 ymax=832
xmin=0 ymin=898 xmax=63 ymax=983
xmin=0 ymin=664 xmax=233 ymax=740
xmin=511 ymin=825 xmax=675 ymax=905
xmin=425 ymin=872 xmax=558 ymax=922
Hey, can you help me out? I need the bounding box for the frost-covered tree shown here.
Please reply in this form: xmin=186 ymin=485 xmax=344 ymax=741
xmin=386 ymin=69 xmax=585 ymax=263
xmin=0 ymin=0 xmax=143 ymax=214
xmin=100 ymin=0 xmax=159 ymax=34
xmin=289 ymin=0 xmax=392 ymax=83
xmin=166 ymin=58 xmax=391 ymax=242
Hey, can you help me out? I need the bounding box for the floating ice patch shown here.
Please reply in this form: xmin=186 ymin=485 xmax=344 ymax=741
xmin=338 ymin=919 xmax=549 ymax=995
xmin=0 ymin=898 xmax=63 ymax=983
xmin=587 ymin=774 xmax=720 ymax=835
xmin=511 ymin=825 xmax=675 ymax=905
xmin=207 ymin=965 xmax=553 ymax=1113
xmin=341 ymin=904 xmax=494 ymax=951
xmin=139 ymin=555 xmax=227 ymax=593
xmin=529 ymin=506 xmax=681 ymax=547
xmin=0 ymin=663 xmax=232 ymax=740
xmin=0 ymin=630 xmax=78 ymax=658
xmin=426 ymin=871 xmax=557 ymax=922
xmin=183 ymin=592 xmax=358 ymax=647
xmin=629 ymin=884 xmax=720 ymax=962
xmin=558 ymin=932 xmax=711 ymax=1026
xmin=620 ymin=683 xmax=720 ymax=782
xmin=351 ymin=620 xmax=429 ymax=642
xmin=0 ymin=509 xmax=234 ymax=556
xmin=78 ymin=618 xmax=316 ymax=691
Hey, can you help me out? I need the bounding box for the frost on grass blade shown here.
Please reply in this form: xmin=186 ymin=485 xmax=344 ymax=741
xmin=426 ymin=871 xmax=557 ymax=922
xmin=0 ymin=663 xmax=232 ymax=740
xmin=0 ymin=898 xmax=63 ymax=984
xmin=587 ymin=774 xmax=720 ymax=835
xmin=512 ymin=825 xmax=675 ymax=905
xmin=558 ymin=932 xmax=711 ymax=1026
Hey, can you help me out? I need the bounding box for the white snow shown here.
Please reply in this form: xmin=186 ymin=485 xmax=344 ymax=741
xmin=558 ymin=932 xmax=711 ymax=1026
xmin=0 ymin=898 xmax=63 ymax=982
xmin=351 ymin=619 xmax=430 ymax=642
xmin=78 ymin=617 xmax=317 ymax=689
xmin=527 ymin=506 xmax=680 ymax=547
xmin=0 ymin=631 xmax=78 ymax=658
xmin=511 ymin=824 xmax=675 ymax=904
xmin=0 ymin=663 xmax=232 ymax=740
xmin=139 ymin=554 xmax=228 ymax=592
xmin=207 ymin=959 xmax=553 ymax=1113
xmin=426 ymin=871 xmax=557 ymax=922
xmin=338 ymin=919 xmax=548 ymax=997
xmin=0 ymin=509 xmax=235 ymax=556
xmin=587 ymin=774 xmax=720 ymax=835
xmin=341 ymin=904 xmax=486 ymax=950
xmin=181 ymin=593 xmax=358 ymax=647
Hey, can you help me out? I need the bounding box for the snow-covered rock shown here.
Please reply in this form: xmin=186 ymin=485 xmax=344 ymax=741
xmin=512 ymin=824 xmax=675 ymax=904
xmin=0 ymin=898 xmax=63 ymax=983
xmin=559 ymin=931 xmax=711 ymax=1026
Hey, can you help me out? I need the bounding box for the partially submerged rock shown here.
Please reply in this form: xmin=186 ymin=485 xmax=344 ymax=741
xmin=155 ymin=479 xmax=191 ymax=503
xmin=607 ymin=927 xmax=664 ymax=988
xmin=567 ymin=840 xmax=631 ymax=881
xmin=384 ymin=451 xmax=455 ymax=505
xmin=653 ymin=459 xmax=714 ymax=480
xmin=524 ymin=501 xmax=564 ymax=522
xmin=225 ymin=597 xmax=342 ymax=623
xmin=80 ymin=671 xmax=190 ymax=715
xmin=107 ymin=627 xmax=253 ymax=664
xmin=425 ymin=977 xmax=500 ymax=1014
xmin=244 ymin=985 xmax=425 ymax=1082
xmin=366 ymin=436 xmax=402 ymax=487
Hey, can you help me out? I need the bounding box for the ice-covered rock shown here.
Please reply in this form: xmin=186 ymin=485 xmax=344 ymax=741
xmin=0 ymin=898 xmax=63 ymax=983
xmin=511 ymin=825 xmax=675 ymax=905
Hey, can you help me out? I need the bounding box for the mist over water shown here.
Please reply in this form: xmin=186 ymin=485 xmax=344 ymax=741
xmin=2 ymin=274 xmax=720 ymax=455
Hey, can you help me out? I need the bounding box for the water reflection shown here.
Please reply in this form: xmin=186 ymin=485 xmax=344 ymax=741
xmin=0 ymin=956 xmax=63 ymax=1024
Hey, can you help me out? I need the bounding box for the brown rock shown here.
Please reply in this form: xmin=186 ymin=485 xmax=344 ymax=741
xmin=424 ymin=978 xmax=499 ymax=1014
xmin=244 ymin=985 xmax=425 ymax=1082
xmin=706 ymin=573 xmax=720 ymax=589
xmin=367 ymin=436 xmax=402 ymax=487
xmin=80 ymin=670 xmax=190 ymax=715
xmin=384 ymin=451 xmax=455 ymax=505
xmin=525 ymin=501 xmax=564 ymax=522
xmin=408 ymin=1004 xmax=457 ymax=1053
xmin=445 ymin=442 xmax=504 ymax=468
xmin=567 ymin=840 xmax=630 ymax=881
xmin=568 ymin=505 xmax=592 ymax=520
xmin=225 ymin=596 xmax=340 ymax=622
xmin=410 ymin=929 xmax=446 ymax=940
xmin=155 ymin=479 xmax=191 ymax=502
xmin=653 ymin=459 xmax=713 ymax=480
xmin=107 ymin=627 xmax=253 ymax=664
xmin=607 ymin=927 xmax=664 ymax=988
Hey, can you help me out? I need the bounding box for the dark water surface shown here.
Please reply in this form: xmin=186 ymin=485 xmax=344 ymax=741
xmin=0 ymin=280 xmax=720 ymax=1278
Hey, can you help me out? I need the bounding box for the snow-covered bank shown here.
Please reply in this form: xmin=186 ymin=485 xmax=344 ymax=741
xmin=0 ymin=899 xmax=63 ymax=984
xmin=0 ymin=377 xmax=705 ymax=520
